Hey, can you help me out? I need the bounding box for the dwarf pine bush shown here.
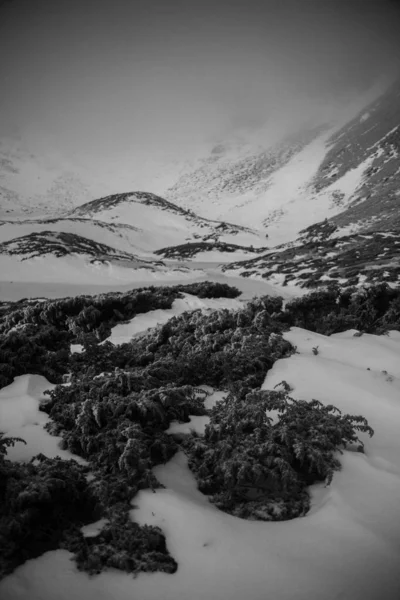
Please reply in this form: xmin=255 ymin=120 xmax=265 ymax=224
xmin=184 ymin=385 xmax=373 ymax=521
xmin=1 ymin=281 xmax=393 ymax=579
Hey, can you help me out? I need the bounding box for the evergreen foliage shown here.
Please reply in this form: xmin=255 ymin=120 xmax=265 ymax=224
xmin=281 ymin=283 xmax=400 ymax=335
xmin=0 ymin=281 xmax=395 ymax=580
xmin=0 ymin=440 xmax=96 ymax=579
xmin=0 ymin=281 xmax=241 ymax=388
xmin=183 ymin=386 xmax=373 ymax=520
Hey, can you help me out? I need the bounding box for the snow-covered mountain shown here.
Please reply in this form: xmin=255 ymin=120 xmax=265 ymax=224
xmin=221 ymin=78 xmax=400 ymax=290
xmin=0 ymin=136 xmax=111 ymax=219
xmin=0 ymin=192 xmax=268 ymax=289
xmin=0 ymin=228 xmax=206 ymax=286
xmin=164 ymin=80 xmax=400 ymax=249
xmin=0 ymin=218 xmax=148 ymax=255
xmin=67 ymin=191 xmax=268 ymax=253
xmin=165 ymin=125 xmax=329 ymax=229
xmin=0 ymin=79 xmax=399 ymax=295
xmin=222 ymin=229 xmax=400 ymax=291
xmin=309 ymin=77 xmax=400 ymax=236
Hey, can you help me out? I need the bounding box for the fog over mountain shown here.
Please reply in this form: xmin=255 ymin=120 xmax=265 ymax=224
xmin=1 ymin=0 xmax=400 ymax=195
xmin=2 ymin=3 xmax=400 ymax=599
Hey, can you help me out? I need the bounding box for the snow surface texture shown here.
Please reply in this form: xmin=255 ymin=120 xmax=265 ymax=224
xmin=0 ymin=219 xmax=152 ymax=257
xmin=0 ymin=253 xmax=205 ymax=285
xmin=0 ymin=375 xmax=86 ymax=465
xmin=68 ymin=193 xmax=268 ymax=251
xmin=0 ymin=136 xmax=111 ymax=219
xmin=0 ymin=219 xmax=260 ymax=264
xmin=105 ymin=293 xmax=244 ymax=345
xmin=158 ymin=122 xmax=377 ymax=250
xmin=218 ymin=130 xmax=335 ymax=245
xmin=0 ymin=193 xmax=270 ymax=294
xmin=221 ymin=130 xmax=378 ymax=248
xmin=1 ymin=322 xmax=400 ymax=600
xmin=0 ymin=264 xmax=295 ymax=303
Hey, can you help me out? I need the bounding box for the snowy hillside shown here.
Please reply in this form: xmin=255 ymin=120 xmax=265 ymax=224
xmin=0 ymin=230 xmax=207 ymax=286
xmin=0 ymin=218 xmax=149 ymax=256
xmin=0 ymin=137 xmax=109 ymax=219
xmin=310 ymin=78 xmax=400 ymax=236
xmin=68 ymin=191 xmax=268 ymax=249
xmin=220 ymin=79 xmax=400 ymax=290
xmin=1 ymin=81 xmax=398 ymax=297
xmin=0 ymin=192 xmax=272 ymax=293
xmin=0 ymin=212 xmax=263 ymax=260
xmin=161 ymin=80 xmax=400 ymax=251
xmin=164 ymin=116 xmax=384 ymax=248
xmin=223 ymin=228 xmax=400 ymax=290
xmin=165 ymin=125 xmax=329 ymax=228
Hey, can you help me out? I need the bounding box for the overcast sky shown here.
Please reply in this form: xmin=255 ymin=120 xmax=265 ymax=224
xmin=1 ymin=0 xmax=400 ymax=187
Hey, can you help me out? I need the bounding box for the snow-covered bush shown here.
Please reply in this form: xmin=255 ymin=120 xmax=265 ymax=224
xmin=0 ymin=281 xmax=395 ymax=579
xmin=0 ymin=282 xmax=242 ymax=390
xmin=0 ymin=448 xmax=96 ymax=579
xmin=184 ymin=386 xmax=373 ymax=521
xmin=282 ymin=283 xmax=400 ymax=335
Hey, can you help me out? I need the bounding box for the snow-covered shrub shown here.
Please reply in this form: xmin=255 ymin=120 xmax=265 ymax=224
xmin=0 ymin=282 xmax=243 ymax=390
xmin=282 ymin=283 xmax=400 ymax=335
xmin=0 ymin=451 xmax=96 ymax=580
xmin=184 ymin=386 xmax=373 ymax=521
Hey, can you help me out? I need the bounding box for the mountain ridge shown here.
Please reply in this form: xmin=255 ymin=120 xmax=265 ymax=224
xmin=0 ymin=79 xmax=399 ymax=296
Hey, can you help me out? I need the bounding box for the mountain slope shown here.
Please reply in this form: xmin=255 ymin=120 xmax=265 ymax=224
xmin=68 ymin=191 xmax=268 ymax=251
xmin=165 ymin=125 xmax=329 ymax=227
xmin=164 ymin=81 xmax=400 ymax=249
xmin=0 ymin=137 xmax=106 ymax=219
xmin=0 ymin=231 xmax=147 ymax=262
xmin=0 ymin=230 xmax=205 ymax=285
xmin=1 ymin=81 xmax=399 ymax=295
xmin=0 ymin=218 xmax=150 ymax=256
xmin=0 ymin=191 xmax=272 ymax=291
xmin=221 ymin=79 xmax=400 ymax=290
xmin=222 ymin=229 xmax=400 ymax=290
xmin=309 ymin=78 xmax=400 ymax=236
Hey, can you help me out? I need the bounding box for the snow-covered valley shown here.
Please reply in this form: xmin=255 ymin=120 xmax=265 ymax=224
xmin=2 ymin=83 xmax=399 ymax=294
